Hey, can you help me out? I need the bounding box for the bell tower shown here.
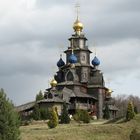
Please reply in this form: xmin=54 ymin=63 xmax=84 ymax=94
xmin=64 ymin=5 xmax=92 ymax=83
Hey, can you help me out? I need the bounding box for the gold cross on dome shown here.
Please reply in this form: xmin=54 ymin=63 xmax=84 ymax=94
xmin=75 ymin=3 xmax=80 ymax=20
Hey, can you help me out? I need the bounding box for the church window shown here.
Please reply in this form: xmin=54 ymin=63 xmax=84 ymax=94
xmin=66 ymin=71 xmax=74 ymax=81
xmin=81 ymin=55 xmax=85 ymax=61
xmin=48 ymin=93 xmax=53 ymax=99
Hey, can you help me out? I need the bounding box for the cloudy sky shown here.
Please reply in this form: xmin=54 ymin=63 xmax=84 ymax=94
xmin=0 ymin=0 xmax=140 ymax=105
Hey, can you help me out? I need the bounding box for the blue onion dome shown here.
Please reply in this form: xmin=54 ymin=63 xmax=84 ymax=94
xmin=92 ymin=56 xmax=100 ymax=66
xmin=68 ymin=54 xmax=78 ymax=64
xmin=57 ymin=57 xmax=65 ymax=67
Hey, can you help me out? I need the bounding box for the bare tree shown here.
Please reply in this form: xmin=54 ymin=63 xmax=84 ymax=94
xmin=114 ymin=94 xmax=140 ymax=118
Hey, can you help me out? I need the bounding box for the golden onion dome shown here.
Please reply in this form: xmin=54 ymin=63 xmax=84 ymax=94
xmin=73 ymin=19 xmax=83 ymax=33
xmin=50 ymin=79 xmax=57 ymax=87
xmin=108 ymin=89 xmax=113 ymax=94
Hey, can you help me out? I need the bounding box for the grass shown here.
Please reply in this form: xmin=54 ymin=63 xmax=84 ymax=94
xmin=20 ymin=114 xmax=140 ymax=140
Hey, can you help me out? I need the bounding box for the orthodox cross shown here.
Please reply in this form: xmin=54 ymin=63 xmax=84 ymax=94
xmin=75 ymin=3 xmax=80 ymax=20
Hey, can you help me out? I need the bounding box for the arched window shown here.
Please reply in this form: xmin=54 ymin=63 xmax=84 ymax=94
xmin=66 ymin=71 xmax=74 ymax=81
xmin=48 ymin=93 xmax=53 ymax=99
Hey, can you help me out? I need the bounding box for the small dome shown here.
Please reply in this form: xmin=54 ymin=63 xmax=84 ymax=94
xmin=50 ymin=79 xmax=57 ymax=87
xmin=73 ymin=19 xmax=83 ymax=32
xmin=68 ymin=54 xmax=78 ymax=64
xmin=57 ymin=58 xmax=65 ymax=67
xmin=108 ymin=89 xmax=113 ymax=94
xmin=92 ymin=56 xmax=100 ymax=66
xmin=107 ymin=89 xmax=113 ymax=96
xmin=108 ymin=89 xmax=113 ymax=93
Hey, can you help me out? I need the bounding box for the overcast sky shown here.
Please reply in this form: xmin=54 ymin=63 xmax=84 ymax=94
xmin=0 ymin=0 xmax=140 ymax=105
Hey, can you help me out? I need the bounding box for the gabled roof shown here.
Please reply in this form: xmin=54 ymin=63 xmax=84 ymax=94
xmin=62 ymin=87 xmax=97 ymax=101
xmin=16 ymin=101 xmax=35 ymax=112
xmin=16 ymin=96 xmax=65 ymax=113
xmin=108 ymin=105 xmax=119 ymax=111
xmin=37 ymin=97 xmax=64 ymax=104
xmin=103 ymin=105 xmax=119 ymax=111
xmin=71 ymin=91 xmax=97 ymax=100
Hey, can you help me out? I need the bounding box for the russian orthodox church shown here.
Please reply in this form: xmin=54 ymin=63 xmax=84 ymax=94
xmin=16 ymin=15 xmax=118 ymax=120
xmin=44 ymin=16 xmax=118 ymax=119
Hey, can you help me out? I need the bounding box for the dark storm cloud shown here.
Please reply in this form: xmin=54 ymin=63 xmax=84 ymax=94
xmin=0 ymin=74 xmax=48 ymax=105
xmin=1 ymin=0 xmax=139 ymax=47
xmin=0 ymin=42 xmax=59 ymax=77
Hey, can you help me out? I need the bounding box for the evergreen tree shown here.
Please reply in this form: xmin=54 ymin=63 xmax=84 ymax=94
xmin=54 ymin=107 xmax=59 ymax=117
xmin=126 ymin=101 xmax=135 ymax=121
xmin=80 ymin=110 xmax=90 ymax=123
xmin=31 ymin=103 xmax=41 ymax=120
xmin=60 ymin=102 xmax=70 ymax=124
xmin=40 ymin=108 xmax=49 ymax=120
xmin=47 ymin=108 xmax=58 ymax=128
xmin=36 ymin=90 xmax=44 ymax=101
xmin=73 ymin=109 xmax=90 ymax=123
xmin=0 ymin=88 xmax=20 ymax=140
xmin=103 ymin=104 xmax=110 ymax=120
xmin=134 ymin=106 xmax=138 ymax=114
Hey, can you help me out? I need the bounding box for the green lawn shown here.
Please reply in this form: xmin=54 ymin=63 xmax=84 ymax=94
xmin=20 ymin=114 xmax=140 ymax=140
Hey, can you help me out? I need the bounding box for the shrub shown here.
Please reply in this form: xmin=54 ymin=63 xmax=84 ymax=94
xmin=21 ymin=120 xmax=30 ymax=126
xmin=73 ymin=110 xmax=90 ymax=123
xmin=126 ymin=101 xmax=135 ymax=121
xmin=130 ymin=128 xmax=140 ymax=140
xmin=47 ymin=108 xmax=58 ymax=128
xmin=60 ymin=102 xmax=70 ymax=124
xmin=103 ymin=104 xmax=110 ymax=120
xmin=0 ymin=88 xmax=20 ymax=140
xmin=31 ymin=103 xmax=41 ymax=120
xmin=40 ymin=108 xmax=49 ymax=120
xmin=134 ymin=106 xmax=138 ymax=114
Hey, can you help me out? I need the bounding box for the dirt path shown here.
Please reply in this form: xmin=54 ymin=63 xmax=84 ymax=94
xmin=90 ymin=120 xmax=108 ymax=125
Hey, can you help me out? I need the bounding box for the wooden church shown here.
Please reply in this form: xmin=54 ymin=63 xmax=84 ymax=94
xmin=16 ymin=14 xmax=118 ymax=119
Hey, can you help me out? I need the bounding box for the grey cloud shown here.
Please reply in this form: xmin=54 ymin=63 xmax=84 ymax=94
xmin=0 ymin=42 xmax=60 ymax=77
xmin=36 ymin=0 xmax=73 ymax=8
xmin=0 ymin=0 xmax=140 ymax=104
xmin=0 ymin=74 xmax=49 ymax=105
xmin=98 ymin=39 xmax=140 ymax=73
xmin=108 ymin=0 xmax=140 ymax=13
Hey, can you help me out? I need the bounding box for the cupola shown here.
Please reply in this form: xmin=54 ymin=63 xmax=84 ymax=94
xmin=57 ymin=54 xmax=65 ymax=68
xmin=50 ymin=79 xmax=57 ymax=87
xmin=92 ymin=56 xmax=100 ymax=66
xmin=68 ymin=48 xmax=77 ymax=64
xmin=73 ymin=19 xmax=83 ymax=35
